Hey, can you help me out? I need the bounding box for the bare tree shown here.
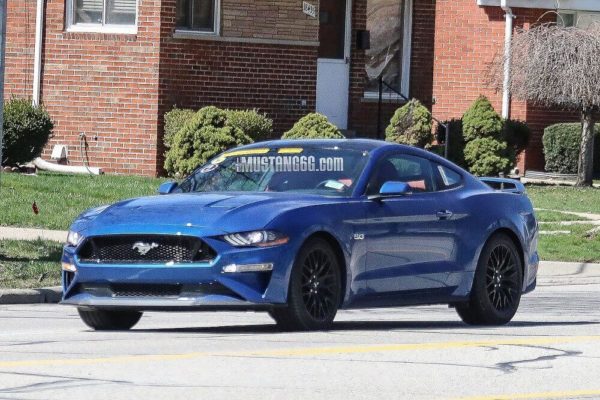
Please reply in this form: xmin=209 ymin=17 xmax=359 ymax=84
xmin=490 ymin=22 xmax=600 ymax=186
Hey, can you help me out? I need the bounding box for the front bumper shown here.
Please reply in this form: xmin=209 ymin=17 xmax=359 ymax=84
xmin=61 ymin=237 xmax=297 ymax=310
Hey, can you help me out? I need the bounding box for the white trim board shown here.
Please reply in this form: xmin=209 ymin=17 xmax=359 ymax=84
xmin=477 ymin=0 xmax=600 ymax=12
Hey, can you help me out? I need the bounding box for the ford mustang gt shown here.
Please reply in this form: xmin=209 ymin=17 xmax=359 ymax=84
xmin=61 ymin=139 xmax=539 ymax=331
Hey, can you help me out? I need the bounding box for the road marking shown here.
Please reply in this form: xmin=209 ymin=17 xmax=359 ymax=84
xmin=456 ymin=389 xmax=600 ymax=400
xmin=1 ymin=335 xmax=600 ymax=368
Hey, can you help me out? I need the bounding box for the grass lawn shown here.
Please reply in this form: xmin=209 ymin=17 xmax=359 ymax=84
xmin=527 ymin=185 xmax=600 ymax=214
xmin=534 ymin=210 xmax=587 ymax=223
xmin=527 ymin=186 xmax=600 ymax=263
xmin=0 ymin=240 xmax=63 ymax=288
xmin=538 ymin=224 xmax=600 ymax=263
xmin=0 ymin=172 xmax=163 ymax=230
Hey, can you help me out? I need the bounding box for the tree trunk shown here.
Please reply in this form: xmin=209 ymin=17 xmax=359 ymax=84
xmin=576 ymin=108 xmax=595 ymax=187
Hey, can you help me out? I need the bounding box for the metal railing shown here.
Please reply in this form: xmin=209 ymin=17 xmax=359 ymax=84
xmin=377 ymin=77 xmax=450 ymax=159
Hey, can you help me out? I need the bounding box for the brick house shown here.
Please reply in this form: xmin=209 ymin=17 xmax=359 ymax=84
xmin=4 ymin=0 xmax=600 ymax=175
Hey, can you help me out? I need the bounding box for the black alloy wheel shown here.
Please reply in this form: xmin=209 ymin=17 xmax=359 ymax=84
xmin=485 ymin=244 xmax=521 ymax=312
xmin=456 ymin=233 xmax=523 ymax=326
xmin=270 ymin=238 xmax=342 ymax=331
xmin=301 ymin=247 xmax=339 ymax=321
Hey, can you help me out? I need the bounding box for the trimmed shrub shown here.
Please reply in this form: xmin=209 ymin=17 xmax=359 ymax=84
xmin=164 ymin=106 xmax=252 ymax=177
xmin=435 ymin=119 xmax=466 ymax=167
xmin=543 ymin=123 xmax=600 ymax=174
xmin=464 ymin=137 xmax=512 ymax=176
xmin=462 ymin=95 xmax=503 ymax=141
xmin=282 ymin=113 xmax=344 ymax=140
xmin=1 ymin=98 xmax=53 ymax=166
xmin=461 ymin=96 xmax=513 ymax=175
xmin=385 ymin=99 xmax=433 ymax=148
xmin=226 ymin=109 xmax=273 ymax=141
xmin=164 ymin=107 xmax=195 ymax=149
xmin=503 ymin=119 xmax=531 ymax=155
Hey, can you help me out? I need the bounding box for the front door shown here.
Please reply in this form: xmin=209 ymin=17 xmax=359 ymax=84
xmin=363 ymin=153 xmax=460 ymax=295
xmin=316 ymin=0 xmax=351 ymax=129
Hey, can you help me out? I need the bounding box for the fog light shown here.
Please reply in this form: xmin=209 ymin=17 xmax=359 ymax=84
xmin=222 ymin=263 xmax=274 ymax=273
xmin=62 ymin=262 xmax=77 ymax=272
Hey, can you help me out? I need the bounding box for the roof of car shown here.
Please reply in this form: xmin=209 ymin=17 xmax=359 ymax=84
xmin=239 ymin=138 xmax=399 ymax=151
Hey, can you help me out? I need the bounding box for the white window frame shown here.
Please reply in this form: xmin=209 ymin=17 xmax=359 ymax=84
xmin=364 ymin=0 xmax=413 ymax=100
xmin=174 ymin=0 xmax=221 ymax=37
xmin=558 ymin=9 xmax=600 ymax=28
xmin=66 ymin=0 xmax=138 ymax=34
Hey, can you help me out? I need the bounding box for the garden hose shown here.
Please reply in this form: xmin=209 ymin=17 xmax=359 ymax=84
xmin=79 ymin=133 xmax=95 ymax=176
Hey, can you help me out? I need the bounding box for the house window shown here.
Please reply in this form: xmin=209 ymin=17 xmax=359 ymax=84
xmin=558 ymin=11 xmax=600 ymax=28
xmin=176 ymin=0 xmax=219 ymax=34
xmin=364 ymin=0 xmax=413 ymax=99
xmin=67 ymin=0 xmax=137 ymax=33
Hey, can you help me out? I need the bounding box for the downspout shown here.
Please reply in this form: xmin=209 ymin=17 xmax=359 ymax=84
xmin=501 ymin=0 xmax=514 ymax=119
xmin=32 ymin=0 xmax=44 ymax=106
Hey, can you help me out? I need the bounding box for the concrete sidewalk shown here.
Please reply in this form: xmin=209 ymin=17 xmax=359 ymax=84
xmin=0 ymin=226 xmax=67 ymax=242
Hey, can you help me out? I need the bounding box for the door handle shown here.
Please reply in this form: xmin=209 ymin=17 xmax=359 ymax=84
xmin=436 ymin=210 xmax=453 ymax=220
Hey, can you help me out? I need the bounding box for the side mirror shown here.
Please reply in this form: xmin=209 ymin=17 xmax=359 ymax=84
xmin=158 ymin=181 xmax=178 ymax=195
xmin=369 ymin=181 xmax=411 ymax=201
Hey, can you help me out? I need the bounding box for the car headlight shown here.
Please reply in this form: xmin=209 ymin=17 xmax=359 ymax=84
xmin=222 ymin=230 xmax=289 ymax=247
xmin=66 ymin=231 xmax=84 ymax=247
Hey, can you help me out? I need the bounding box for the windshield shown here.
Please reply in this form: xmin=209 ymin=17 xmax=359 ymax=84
xmin=176 ymin=146 xmax=370 ymax=196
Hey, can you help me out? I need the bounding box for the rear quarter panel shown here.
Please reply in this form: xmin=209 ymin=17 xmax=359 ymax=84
xmin=454 ymin=187 xmax=538 ymax=296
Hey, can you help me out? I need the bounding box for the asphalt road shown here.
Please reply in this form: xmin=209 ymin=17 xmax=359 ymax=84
xmin=1 ymin=271 xmax=600 ymax=400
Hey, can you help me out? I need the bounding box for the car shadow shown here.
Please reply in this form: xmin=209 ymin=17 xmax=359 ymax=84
xmin=133 ymin=319 xmax=599 ymax=335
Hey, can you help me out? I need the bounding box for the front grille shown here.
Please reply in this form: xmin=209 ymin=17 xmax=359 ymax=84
xmin=77 ymin=235 xmax=216 ymax=264
xmin=110 ymin=283 xmax=182 ymax=298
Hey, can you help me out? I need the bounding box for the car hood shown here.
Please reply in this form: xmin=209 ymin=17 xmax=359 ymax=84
xmin=73 ymin=192 xmax=339 ymax=237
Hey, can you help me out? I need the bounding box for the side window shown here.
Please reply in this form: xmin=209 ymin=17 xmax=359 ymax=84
xmin=434 ymin=163 xmax=463 ymax=190
xmin=367 ymin=154 xmax=436 ymax=194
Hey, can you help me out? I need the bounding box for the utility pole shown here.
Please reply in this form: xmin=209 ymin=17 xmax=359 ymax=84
xmin=0 ymin=0 xmax=6 ymax=190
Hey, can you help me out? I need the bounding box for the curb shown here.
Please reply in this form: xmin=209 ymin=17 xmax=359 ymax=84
xmin=0 ymin=287 xmax=62 ymax=305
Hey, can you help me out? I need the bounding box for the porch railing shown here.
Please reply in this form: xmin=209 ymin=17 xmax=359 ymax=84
xmin=377 ymin=76 xmax=450 ymax=159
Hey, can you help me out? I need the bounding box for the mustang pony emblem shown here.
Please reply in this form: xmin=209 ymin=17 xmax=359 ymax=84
xmin=132 ymin=242 xmax=159 ymax=255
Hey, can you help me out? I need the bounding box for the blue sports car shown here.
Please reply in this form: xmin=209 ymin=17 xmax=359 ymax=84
xmin=61 ymin=139 xmax=539 ymax=331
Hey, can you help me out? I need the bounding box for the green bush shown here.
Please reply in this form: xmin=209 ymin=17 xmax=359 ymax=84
xmin=435 ymin=119 xmax=466 ymax=167
xmin=226 ymin=109 xmax=273 ymax=141
xmin=1 ymin=98 xmax=53 ymax=166
xmin=282 ymin=113 xmax=344 ymax=140
xmin=461 ymin=96 xmax=513 ymax=175
xmin=543 ymin=123 xmax=600 ymax=174
xmin=164 ymin=108 xmax=273 ymax=150
xmin=164 ymin=106 xmax=253 ymax=177
xmin=504 ymin=119 xmax=531 ymax=155
xmin=464 ymin=137 xmax=512 ymax=176
xmin=462 ymin=95 xmax=503 ymax=142
xmin=385 ymin=99 xmax=433 ymax=148
xmin=164 ymin=107 xmax=195 ymax=149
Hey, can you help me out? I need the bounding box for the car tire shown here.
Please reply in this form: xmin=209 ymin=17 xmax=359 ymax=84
xmin=77 ymin=308 xmax=143 ymax=331
xmin=456 ymin=233 xmax=523 ymax=326
xmin=270 ymin=238 xmax=342 ymax=331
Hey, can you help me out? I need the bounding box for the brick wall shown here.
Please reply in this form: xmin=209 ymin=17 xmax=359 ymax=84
xmin=4 ymin=0 xmax=163 ymax=176
xmin=221 ymin=0 xmax=319 ymax=42
xmin=4 ymin=0 xmax=320 ymax=176
xmin=4 ymin=0 xmax=37 ymax=100
xmin=158 ymin=0 xmax=319 ymax=172
xmin=348 ymin=0 xmax=436 ymax=138
xmin=432 ymin=1 xmax=578 ymax=172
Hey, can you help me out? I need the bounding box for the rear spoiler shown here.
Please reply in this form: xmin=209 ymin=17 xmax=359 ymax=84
xmin=479 ymin=177 xmax=526 ymax=194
